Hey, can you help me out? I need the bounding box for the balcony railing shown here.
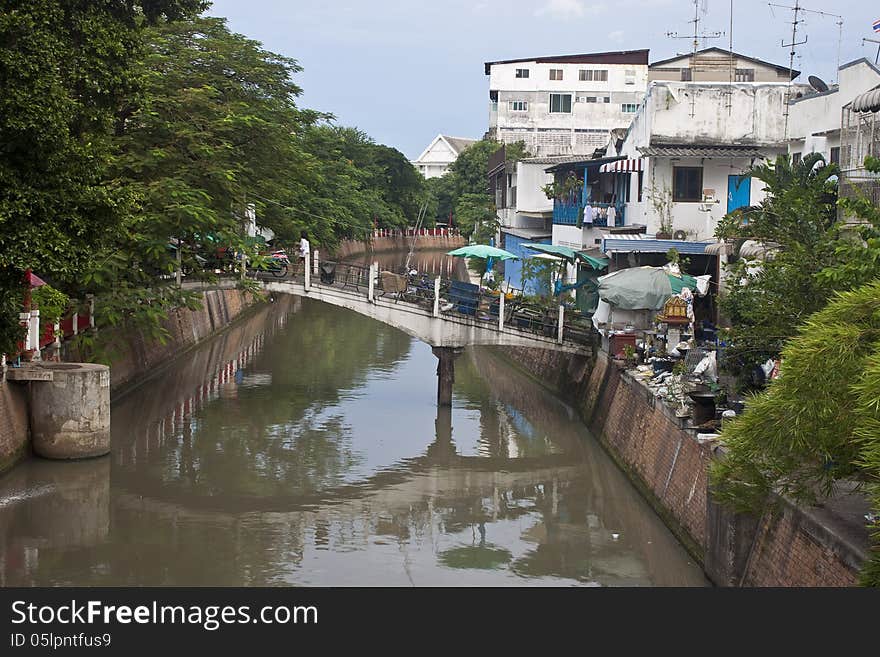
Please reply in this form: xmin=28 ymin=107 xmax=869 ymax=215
xmin=552 ymin=201 xmax=625 ymax=227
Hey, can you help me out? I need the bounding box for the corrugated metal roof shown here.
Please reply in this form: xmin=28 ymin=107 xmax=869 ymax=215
xmin=603 ymin=238 xmax=715 ymax=255
xmin=500 ymin=227 xmax=553 ymax=240
xmin=544 ymin=155 xmax=625 ymax=173
xmin=639 ymin=144 xmax=765 ymax=158
xmin=521 ymin=154 xmax=596 ymax=165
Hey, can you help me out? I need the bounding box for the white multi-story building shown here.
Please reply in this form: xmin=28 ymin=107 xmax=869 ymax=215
xmin=607 ymin=80 xmax=810 ymax=242
xmin=411 ymin=134 xmax=478 ymax=179
xmin=484 ymin=50 xmax=650 ymax=157
xmin=788 ymin=58 xmax=880 ymax=170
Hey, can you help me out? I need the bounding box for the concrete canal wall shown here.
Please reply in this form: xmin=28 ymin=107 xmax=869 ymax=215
xmin=329 ymin=233 xmax=465 ymax=260
xmin=500 ymin=346 xmax=868 ymax=587
xmin=65 ymin=286 xmax=259 ymax=396
xmin=0 ymin=286 xmax=262 ymax=476
xmin=0 ymin=382 xmax=29 ymax=474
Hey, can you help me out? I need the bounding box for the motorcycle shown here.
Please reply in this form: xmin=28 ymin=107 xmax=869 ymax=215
xmin=266 ymin=249 xmax=290 ymax=278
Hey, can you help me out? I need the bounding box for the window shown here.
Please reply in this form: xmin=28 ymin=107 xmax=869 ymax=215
xmin=603 ymin=96 xmax=610 ymax=103
xmin=621 ymin=103 xmax=639 ymax=113
xmin=585 ymin=96 xmax=597 ymax=103
xmin=672 ymin=166 xmax=703 ymax=202
xmin=792 ymin=152 xmax=802 ymax=164
xmin=550 ymin=68 xmax=563 ymax=80
xmin=515 ymin=68 xmax=529 ymax=78
xmin=508 ymin=100 xmax=528 ymax=112
xmin=680 ymin=67 xmax=692 ymax=81
xmin=735 ymin=68 xmax=755 ymax=82
xmin=830 ymin=146 xmax=840 ymax=165
xmin=549 ymin=93 xmax=572 ymax=113
xmin=637 ymin=170 xmax=644 ymax=203
xmin=625 ymin=69 xmax=636 ymax=85
xmin=578 ymin=69 xmax=608 ymax=81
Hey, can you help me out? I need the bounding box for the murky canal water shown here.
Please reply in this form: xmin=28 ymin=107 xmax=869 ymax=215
xmin=0 ymin=258 xmax=706 ymax=586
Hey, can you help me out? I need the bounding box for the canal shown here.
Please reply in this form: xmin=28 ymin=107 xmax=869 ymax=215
xmin=0 ymin=254 xmax=706 ymax=586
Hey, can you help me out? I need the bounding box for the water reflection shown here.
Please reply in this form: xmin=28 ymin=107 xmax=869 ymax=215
xmin=0 ymin=293 xmax=707 ymax=586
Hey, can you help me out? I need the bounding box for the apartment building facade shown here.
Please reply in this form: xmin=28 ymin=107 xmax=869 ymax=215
xmin=484 ymin=50 xmax=650 ymax=157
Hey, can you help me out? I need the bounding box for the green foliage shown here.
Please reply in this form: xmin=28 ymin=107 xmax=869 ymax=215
xmin=715 ymin=153 xmax=842 ymax=375
xmin=31 ymin=285 xmax=70 ymax=325
xmin=424 ymin=138 xmax=530 ymax=236
xmin=709 ymin=281 xmax=880 ymax=584
xmin=0 ymin=3 xmax=432 ymax=357
xmin=520 ymin=257 xmax=556 ymax=300
xmin=454 ymin=193 xmax=498 ymax=243
xmin=0 ymin=0 xmax=203 ymax=354
xmin=542 ymin=173 xmax=582 ymax=201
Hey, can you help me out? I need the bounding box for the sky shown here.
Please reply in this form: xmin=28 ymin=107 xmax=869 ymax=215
xmin=207 ymin=0 xmax=880 ymax=160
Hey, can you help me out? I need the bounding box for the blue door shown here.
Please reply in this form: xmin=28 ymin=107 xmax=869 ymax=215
xmin=727 ymin=175 xmax=750 ymax=213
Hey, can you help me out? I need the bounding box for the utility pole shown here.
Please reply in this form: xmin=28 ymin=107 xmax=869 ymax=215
xmin=666 ymin=0 xmax=723 ymax=117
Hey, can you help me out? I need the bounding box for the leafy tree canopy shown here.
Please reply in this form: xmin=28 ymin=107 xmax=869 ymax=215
xmin=710 ymin=280 xmax=880 ymax=585
xmin=0 ymin=0 xmax=205 ymax=353
xmin=714 ymin=153 xmax=841 ymax=375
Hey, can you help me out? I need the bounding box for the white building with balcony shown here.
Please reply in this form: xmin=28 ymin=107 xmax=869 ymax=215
xmin=485 ymin=50 xmax=650 ymax=157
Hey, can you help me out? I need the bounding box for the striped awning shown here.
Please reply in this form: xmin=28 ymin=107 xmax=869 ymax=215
xmin=600 ymin=158 xmax=643 ymax=173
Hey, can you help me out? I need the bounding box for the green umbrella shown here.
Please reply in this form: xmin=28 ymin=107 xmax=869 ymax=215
xmin=523 ymin=243 xmax=609 ymax=270
xmin=598 ymin=266 xmax=699 ymax=310
xmin=447 ymin=244 xmax=518 ymax=260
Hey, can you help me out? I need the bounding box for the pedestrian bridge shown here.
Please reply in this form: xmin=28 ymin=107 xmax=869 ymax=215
xmin=260 ymin=255 xmax=593 ymax=355
xmin=258 ymin=255 xmax=594 ymax=405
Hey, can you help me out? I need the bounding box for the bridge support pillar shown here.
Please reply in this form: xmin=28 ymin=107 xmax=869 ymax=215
xmin=432 ymin=346 xmax=462 ymax=407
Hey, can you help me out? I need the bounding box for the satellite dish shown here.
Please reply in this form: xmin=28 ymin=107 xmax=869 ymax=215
xmin=808 ymin=75 xmax=829 ymax=93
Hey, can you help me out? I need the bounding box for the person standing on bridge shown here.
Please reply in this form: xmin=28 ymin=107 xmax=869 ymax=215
xmin=298 ymin=230 xmax=310 ymax=272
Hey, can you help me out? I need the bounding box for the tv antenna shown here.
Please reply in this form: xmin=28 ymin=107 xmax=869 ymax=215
xmin=769 ymin=2 xmax=844 ymax=138
xmin=666 ymin=0 xmax=724 ymax=116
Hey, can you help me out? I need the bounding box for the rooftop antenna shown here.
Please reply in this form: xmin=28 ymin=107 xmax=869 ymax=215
xmin=666 ymin=0 xmax=724 ymax=117
xmin=769 ymin=2 xmax=843 ymax=134
xmin=769 ymin=1 xmax=807 ymax=140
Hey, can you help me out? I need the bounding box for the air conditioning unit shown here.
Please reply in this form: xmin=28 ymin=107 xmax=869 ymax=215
xmin=673 ymin=229 xmax=688 ymax=240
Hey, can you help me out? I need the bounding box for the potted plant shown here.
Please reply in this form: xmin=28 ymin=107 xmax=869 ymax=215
xmin=622 ymin=344 xmax=637 ymax=368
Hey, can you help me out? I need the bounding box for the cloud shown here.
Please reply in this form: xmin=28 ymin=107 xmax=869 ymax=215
xmin=534 ymin=1 xmax=606 ymax=20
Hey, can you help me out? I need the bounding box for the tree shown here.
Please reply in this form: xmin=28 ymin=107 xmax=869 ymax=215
xmin=714 ymin=153 xmax=840 ymax=376
xmin=0 ymin=0 xmax=205 ymax=354
xmin=424 ymin=138 xmax=530 ymax=239
xmin=709 ymin=280 xmax=880 ymax=585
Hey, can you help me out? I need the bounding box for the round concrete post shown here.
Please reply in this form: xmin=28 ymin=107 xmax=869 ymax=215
xmin=28 ymin=363 xmax=111 ymax=459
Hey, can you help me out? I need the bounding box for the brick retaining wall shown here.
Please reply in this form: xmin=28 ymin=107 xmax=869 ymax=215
xmin=0 ymin=382 xmax=29 ymax=474
xmin=502 ymin=346 xmax=866 ymax=586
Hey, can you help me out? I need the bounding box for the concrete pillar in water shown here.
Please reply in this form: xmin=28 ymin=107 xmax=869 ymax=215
xmin=28 ymin=363 xmax=111 ymax=459
xmin=432 ymin=346 xmax=461 ymax=407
